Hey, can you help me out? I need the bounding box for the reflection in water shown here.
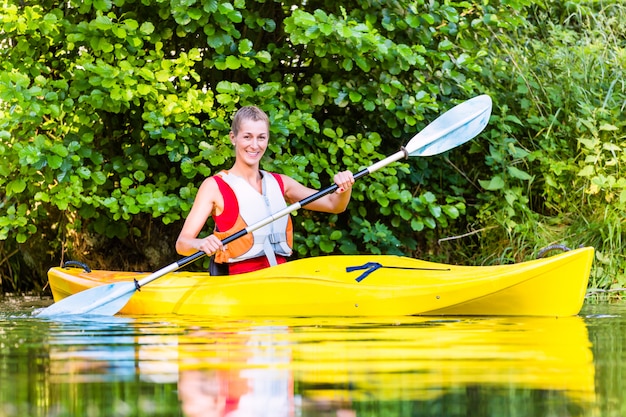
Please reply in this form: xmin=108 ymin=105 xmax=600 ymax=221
xmin=177 ymin=327 xmax=294 ymax=417
xmin=0 ymin=307 xmax=599 ymax=417
xmin=44 ymin=315 xmax=597 ymax=416
xmin=174 ymin=317 xmax=596 ymax=416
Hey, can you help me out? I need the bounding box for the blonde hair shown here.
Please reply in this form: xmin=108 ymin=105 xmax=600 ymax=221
xmin=231 ymin=106 xmax=269 ymax=136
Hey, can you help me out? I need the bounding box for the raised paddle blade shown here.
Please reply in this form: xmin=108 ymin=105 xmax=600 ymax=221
xmin=406 ymin=94 xmax=492 ymax=157
xmin=35 ymin=281 xmax=137 ymax=318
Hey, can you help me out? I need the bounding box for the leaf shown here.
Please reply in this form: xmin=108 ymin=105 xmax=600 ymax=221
xmin=442 ymin=205 xmax=460 ymax=219
xmin=133 ymin=171 xmax=146 ymax=182
xmin=504 ymin=115 xmax=523 ymax=125
xmin=124 ymin=19 xmax=139 ymax=31
xmin=421 ymin=191 xmax=436 ymax=204
xmin=479 ymin=176 xmax=505 ymax=190
xmin=93 ymin=0 xmax=112 ymax=11
xmin=140 ymin=22 xmax=155 ymax=35
xmin=311 ymin=90 xmax=324 ymax=106
xmin=577 ymin=137 xmax=596 ymax=149
xmin=93 ymin=15 xmax=113 ymax=30
xmin=255 ymin=51 xmax=271 ymax=63
xmin=91 ymin=171 xmax=107 ymax=185
xmin=155 ymin=70 xmax=171 ymax=82
xmin=225 ymin=55 xmax=241 ymax=69
xmin=77 ymin=166 xmax=91 ymax=179
xmin=319 ymin=239 xmax=335 ymax=253
xmin=438 ymin=39 xmax=454 ymax=51
xmin=357 ymin=140 xmax=373 ymax=156
xmin=322 ymin=128 xmax=336 ymax=139
xmin=188 ymin=8 xmax=203 ymax=20
xmin=603 ymin=143 xmax=621 ymax=152
xmin=16 ymin=232 xmax=29 ymax=244
xmin=329 ymin=230 xmax=342 ymax=240
xmin=354 ymin=56 xmax=371 ymax=72
xmin=238 ymin=39 xmax=253 ymax=54
xmin=577 ymin=165 xmax=595 ymax=177
xmin=137 ymin=84 xmax=153 ymax=95
xmin=507 ymin=166 xmax=533 ymax=181
xmin=620 ymin=189 xmax=626 ymax=205
xmin=349 ymin=91 xmax=362 ymax=102
xmin=423 ymin=217 xmax=437 ymax=229
xmin=599 ymin=123 xmax=618 ymax=132
xmin=428 ymin=205 xmax=441 ymax=218
xmin=203 ymin=0 xmax=219 ymax=13
xmin=49 ymin=144 xmax=68 ymax=157
xmin=8 ymin=179 xmax=27 ymax=194
xmin=47 ymin=154 xmax=64 ymax=169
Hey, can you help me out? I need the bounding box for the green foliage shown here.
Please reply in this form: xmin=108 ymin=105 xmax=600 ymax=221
xmin=464 ymin=0 xmax=626 ymax=286
xmin=4 ymin=0 xmax=622 ymax=291
xmin=1 ymin=0 xmax=517 ymax=285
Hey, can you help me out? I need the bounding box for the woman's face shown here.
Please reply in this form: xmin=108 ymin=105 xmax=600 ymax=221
xmin=230 ymin=118 xmax=269 ymax=167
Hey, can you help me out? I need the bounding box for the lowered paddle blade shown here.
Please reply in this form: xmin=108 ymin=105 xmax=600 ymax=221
xmin=407 ymin=94 xmax=492 ymax=157
xmin=35 ymin=281 xmax=137 ymax=318
xmin=36 ymin=254 xmax=194 ymax=318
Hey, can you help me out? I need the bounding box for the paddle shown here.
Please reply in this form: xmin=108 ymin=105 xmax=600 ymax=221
xmin=35 ymin=94 xmax=492 ymax=318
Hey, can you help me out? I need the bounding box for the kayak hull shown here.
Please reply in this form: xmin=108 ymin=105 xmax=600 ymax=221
xmin=46 ymin=247 xmax=594 ymax=317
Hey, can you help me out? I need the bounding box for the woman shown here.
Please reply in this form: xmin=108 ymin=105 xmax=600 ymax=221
xmin=176 ymin=106 xmax=355 ymax=275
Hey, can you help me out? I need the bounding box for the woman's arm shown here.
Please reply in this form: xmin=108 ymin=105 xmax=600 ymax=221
xmin=281 ymin=171 xmax=354 ymax=214
xmin=176 ymin=177 xmax=224 ymax=256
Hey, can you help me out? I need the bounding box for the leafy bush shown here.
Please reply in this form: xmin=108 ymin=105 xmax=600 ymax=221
xmin=5 ymin=0 xmax=622 ymax=291
xmin=467 ymin=0 xmax=626 ymax=288
xmin=1 ymin=0 xmax=525 ymax=288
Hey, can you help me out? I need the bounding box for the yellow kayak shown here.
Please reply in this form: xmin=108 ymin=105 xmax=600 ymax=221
xmin=47 ymin=246 xmax=594 ymax=317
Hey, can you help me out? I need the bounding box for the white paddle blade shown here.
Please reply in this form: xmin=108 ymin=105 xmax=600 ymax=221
xmin=406 ymin=94 xmax=492 ymax=157
xmin=35 ymin=282 xmax=137 ymax=318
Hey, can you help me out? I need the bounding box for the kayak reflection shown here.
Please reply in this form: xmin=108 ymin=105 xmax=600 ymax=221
xmin=173 ymin=316 xmax=596 ymax=416
xmin=46 ymin=315 xmax=596 ymax=416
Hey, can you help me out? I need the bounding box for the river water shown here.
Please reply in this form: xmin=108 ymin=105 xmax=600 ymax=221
xmin=0 ymin=296 xmax=624 ymax=417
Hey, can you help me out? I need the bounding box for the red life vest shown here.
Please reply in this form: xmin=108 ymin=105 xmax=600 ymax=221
xmin=212 ymin=171 xmax=294 ymax=274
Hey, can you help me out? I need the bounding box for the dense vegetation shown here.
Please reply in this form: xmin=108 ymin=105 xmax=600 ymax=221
xmin=0 ymin=0 xmax=624 ymax=292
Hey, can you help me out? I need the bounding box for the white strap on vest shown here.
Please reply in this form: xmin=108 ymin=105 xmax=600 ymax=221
xmin=262 ymin=233 xmax=289 ymax=266
xmin=263 ymin=239 xmax=278 ymax=266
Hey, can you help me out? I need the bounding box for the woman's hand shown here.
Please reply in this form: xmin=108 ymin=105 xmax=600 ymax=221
xmin=334 ymin=170 xmax=355 ymax=194
xmin=195 ymin=235 xmax=224 ymax=255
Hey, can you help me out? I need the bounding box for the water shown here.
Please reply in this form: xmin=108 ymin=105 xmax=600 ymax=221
xmin=0 ymin=296 xmax=624 ymax=417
